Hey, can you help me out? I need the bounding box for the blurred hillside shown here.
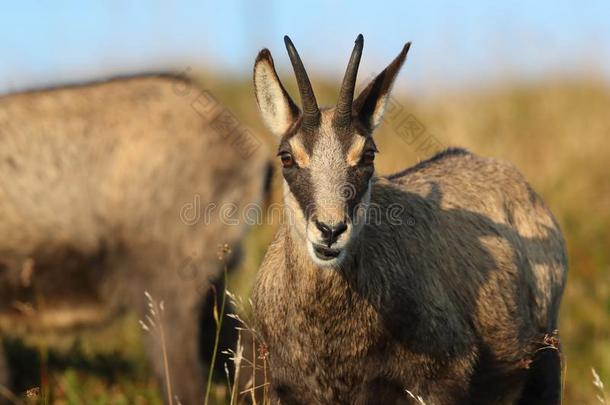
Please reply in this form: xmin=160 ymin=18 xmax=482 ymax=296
xmin=5 ymin=74 xmax=609 ymax=403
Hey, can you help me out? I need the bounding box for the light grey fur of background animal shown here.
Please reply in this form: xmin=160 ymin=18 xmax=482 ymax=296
xmin=0 ymin=75 xmax=268 ymax=403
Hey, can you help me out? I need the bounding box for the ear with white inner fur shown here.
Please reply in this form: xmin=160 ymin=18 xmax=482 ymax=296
xmin=254 ymin=49 xmax=300 ymax=137
xmin=353 ymin=42 xmax=411 ymax=131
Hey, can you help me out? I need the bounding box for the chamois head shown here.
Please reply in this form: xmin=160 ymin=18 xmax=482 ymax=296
xmin=254 ymin=35 xmax=410 ymax=266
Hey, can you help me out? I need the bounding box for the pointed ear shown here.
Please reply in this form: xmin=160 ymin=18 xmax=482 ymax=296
xmin=354 ymin=42 xmax=411 ymax=131
xmin=253 ymin=49 xmax=300 ymax=137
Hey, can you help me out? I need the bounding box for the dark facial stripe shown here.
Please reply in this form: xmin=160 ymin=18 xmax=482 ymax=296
xmin=346 ymin=164 xmax=374 ymax=218
xmin=333 ymin=119 xmax=376 ymax=156
xmin=283 ymin=166 xmax=316 ymax=219
xmin=279 ymin=108 xmax=343 ymax=155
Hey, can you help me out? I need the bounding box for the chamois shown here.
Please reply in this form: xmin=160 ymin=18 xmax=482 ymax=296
xmin=0 ymin=74 xmax=269 ymax=403
xmin=251 ymin=35 xmax=567 ymax=404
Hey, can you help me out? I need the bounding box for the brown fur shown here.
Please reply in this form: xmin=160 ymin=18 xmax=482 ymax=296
xmin=0 ymin=75 xmax=269 ymax=403
xmin=253 ymin=149 xmax=567 ymax=404
xmin=252 ymin=35 xmax=566 ymax=404
xmin=0 ymin=344 xmax=6 ymax=395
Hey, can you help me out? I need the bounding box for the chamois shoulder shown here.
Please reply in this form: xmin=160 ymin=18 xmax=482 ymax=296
xmin=385 ymin=147 xmax=528 ymax=186
xmin=386 ymin=147 xmax=472 ymax=181
xmin=377 ymin=147 xmax=563 ymax=245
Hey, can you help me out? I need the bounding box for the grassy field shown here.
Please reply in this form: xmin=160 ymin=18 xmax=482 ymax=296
xmin=3 ymin=75 xmax=609 ymax=403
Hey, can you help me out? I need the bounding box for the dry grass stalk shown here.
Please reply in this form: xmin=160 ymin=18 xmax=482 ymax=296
xmin=0 ymin=384 xmax=22 ymax=405
xmin=224 ymin=290 xmax=271 ymax=405
xmin=139 ymin=291 xmax=173 ymax=405
xmin=405 ymin=389 xmax=427 ymax=404
xmin=593 ymin=368 xmax=607 ymax=404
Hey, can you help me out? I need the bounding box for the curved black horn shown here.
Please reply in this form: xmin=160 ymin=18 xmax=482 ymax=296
xmin=334 ymin=34 xmax=364 ymax=127
xmin=284 ymin=35 xmax=320 ymax=129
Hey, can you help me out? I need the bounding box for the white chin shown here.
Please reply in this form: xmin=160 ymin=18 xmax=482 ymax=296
xmin=307 ymin=243 xmax=346 ymax=267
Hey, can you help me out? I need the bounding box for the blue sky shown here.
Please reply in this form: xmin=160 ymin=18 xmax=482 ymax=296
xmin=1 ymin=1 xmax=609 ymax=95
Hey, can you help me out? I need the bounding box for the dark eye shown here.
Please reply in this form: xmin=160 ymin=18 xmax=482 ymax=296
xmin=280 ymin=152 xmax=294 ymax=168
xmin=361 ymin=150 xmax=376 ymax=165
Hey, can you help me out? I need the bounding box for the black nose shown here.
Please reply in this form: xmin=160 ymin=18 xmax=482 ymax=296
xmin=315 ymin=220 xmax=348 ymax=247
